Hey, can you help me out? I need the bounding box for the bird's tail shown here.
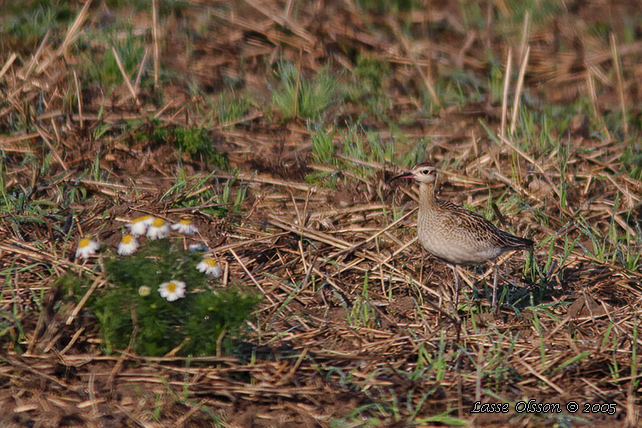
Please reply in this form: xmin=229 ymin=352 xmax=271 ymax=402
xmin=501 ymin=231 xmax=534 ymax=249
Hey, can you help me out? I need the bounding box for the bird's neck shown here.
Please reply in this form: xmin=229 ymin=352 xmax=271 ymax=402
xmin=419 ymin=182 xmax=439 ymax=210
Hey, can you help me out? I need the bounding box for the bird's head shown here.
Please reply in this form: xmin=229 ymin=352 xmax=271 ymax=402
xmin=389 ymin=163 xmax=438 ymax=184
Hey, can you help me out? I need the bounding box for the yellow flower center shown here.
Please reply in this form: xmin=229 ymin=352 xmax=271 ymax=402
xmin=138 ymin=286 xmax=151 ymax=296
xmin=179 ymin=219 xmax=191 ymax=225
xmin=133 ymin=215 xmax=152 ymax=224
xmin=152 ymin=217 xmax=165 ymax=227
xmin=205 ymin=258 xmax=217 ymax=267
xmin=79 ymin=238 xmax=91 ymax=248
xmin=122 ymin=234 xmax=133 ymax=244
xmin=166 ymin=282 xmax=177 ymax=293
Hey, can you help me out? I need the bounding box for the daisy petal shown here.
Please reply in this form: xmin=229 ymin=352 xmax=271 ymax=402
xmin=118 ymin=234 xmax=139 ymax=255
xmin=196 ymin=257 xmax=222 ymax=279
xmin=171 ymin=219 xmax=198 ymax=235
xmin=76 ymin=237 xmax=100 ymax=258
xmin=148 ymin=217 xmax=170 ymax=240
xmin=158 ymin=280 xmax=186 ymax=302
xmin=127 ymin=215 xmax=155 ymax=236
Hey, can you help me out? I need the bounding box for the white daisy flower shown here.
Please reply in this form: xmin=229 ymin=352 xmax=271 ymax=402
xmin=171 ymin=218 xmax=198 ymax=235
xmin=147 ymin=217 xmax=170 ymax=240
xmin=127 ymin=215 xmax=155 ymax=236
xmin=118 ymin=234 xmax=139 ymax=255
xmin=196 ymin=257 xmax=222 ymax=278
xmin=158 ymin=280 xmax=186 ymax=302
xmin=76 ymin=237 xmax=99 ymax=259
xmin=138 ymin=285 xmax=151 ymax=297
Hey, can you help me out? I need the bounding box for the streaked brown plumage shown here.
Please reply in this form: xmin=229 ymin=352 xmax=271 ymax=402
xmin=390 ymin=163 xmax=533 ymax=313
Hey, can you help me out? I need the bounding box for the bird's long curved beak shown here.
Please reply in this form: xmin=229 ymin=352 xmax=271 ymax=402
xmin=387 ymin=171 xmax=414 ymax=185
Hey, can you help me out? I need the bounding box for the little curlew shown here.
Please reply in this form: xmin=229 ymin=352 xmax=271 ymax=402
xmin=390 ymin=163 xmax=533 ymax=313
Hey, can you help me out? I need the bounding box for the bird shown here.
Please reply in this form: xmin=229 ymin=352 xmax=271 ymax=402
xmin=389 ymin=163 xmax=534 ymax=314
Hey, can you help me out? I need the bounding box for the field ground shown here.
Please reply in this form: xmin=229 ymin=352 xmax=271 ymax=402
xmin=1 ymin=0 xmax=642 ymax=426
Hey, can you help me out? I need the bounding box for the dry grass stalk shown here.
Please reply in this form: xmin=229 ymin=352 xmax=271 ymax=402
xmin=55 ymin=0 xmax=93 ymax=63
xmin=293 ymin=49 xmax=302 ymax=118
xmin=388 ymin=18 xmax=441 ymax=107
xmin=65 ymin=278 xmax=106 ymax=326
xmin=510 ymin=45 xmax=530 ymax=136
xmin=610 ymin=33 xmax=628 ymax=135
xmin=497 ymin=133 xmax=563 ymax=202
xmin=500 ymin=47 xmax=512 ymax=137
xmin=72 ymin=70 xmax=83 ymax=129
xmin=518 ymin=11 xmax=531 ymax=60
xmin=111 ymin=47 xmax=140 ymax=104
xmin=1 ymin=1 xmax=641 ymax=425
xmin=152 ymin=0 xmax=160 ymax=88
xmin=0 ymin=52 xmax=17 ymax=80
xmin=585 ymin=69 xmax=613 ymax=140
xmin=19 ymin=30 xmax=50 ymax=83
xmin=35 ymin=124 xmax=68 ymax=171
xmin=244 ymin=0 xmax=314 ymax=46
xmin=228 ymin=247 xmax=275 ymax=304
xmin=133 ymin=47 xmax=149 ymax=92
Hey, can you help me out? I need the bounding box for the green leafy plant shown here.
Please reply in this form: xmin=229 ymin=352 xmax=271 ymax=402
xmin=174 ymin=126 xmax=209 ymax=155
xmin=349 ymin=272 xmax=377 ymax=328
xmin=344 ymin=55 xmax=392 ymax=120
xmin=214 ymin=91 xmax=253 ymax=127
xmin=310 ymin=122 xmax=336 ymax=164
xmin=1 ymin=2 xmax=73 ymax=48
xmin=356 ymin=0 xmax=418 ymax=13
xmin=272 ymin=61 xmax=337 ymax=120
xmin=63 ymin=239 xmax=260 ymax=356
xmin=77 ymin=27 xmax=148 ymax=87
xmin=147 ymin=122 xmax=229 ymax=169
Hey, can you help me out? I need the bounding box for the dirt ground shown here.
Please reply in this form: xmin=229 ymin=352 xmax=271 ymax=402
xmin=1 ymin=0 xmax=642 ymax=426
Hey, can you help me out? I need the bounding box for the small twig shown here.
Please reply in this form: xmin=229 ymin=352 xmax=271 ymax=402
xmin=331 ymin=208 xmax=417 ymax=258
xmin=66 ymin=277 xmax=105 ymax=325
xmin=518 ymin=359 xmax=568 ymax=398
xmin=228 ymin=247 xmax=275 ymax=304
xmin=210 ymin=232 xmax=289 ymax=254
xmin=6 ymin=357 xmax=72 ymax=390
xmin=59 ymin=327 xmax=85 ymax=355
xmin=176 ymin=399 xmax=208 ymax=426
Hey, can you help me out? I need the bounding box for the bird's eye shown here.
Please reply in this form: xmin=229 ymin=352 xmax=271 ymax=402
xmin=422 ymin=169 xmax=430 ymax=175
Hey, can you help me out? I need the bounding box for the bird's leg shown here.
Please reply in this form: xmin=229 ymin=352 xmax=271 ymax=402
xmin=452 ymin=264 xmax=459 ymax=308
xmin=492 ymin=262 xmax=499 ymax=314
xmin=450 ymin=264 xmax=460 ymax=314
xmin=447 ymin=263 xmax=462 ymax=327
